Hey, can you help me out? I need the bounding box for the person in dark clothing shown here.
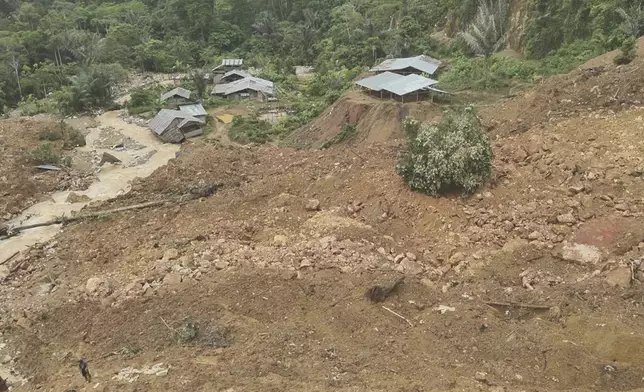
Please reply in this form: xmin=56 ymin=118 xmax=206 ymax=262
xmin=79 ymin=359 xmax=92 ymax=383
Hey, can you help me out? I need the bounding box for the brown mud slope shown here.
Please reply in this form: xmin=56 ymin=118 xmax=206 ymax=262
xmin=1 ymin=96 xmax=644 ymax=390
xmin=481 ymin=50 xmax=644 ymax=137
xmin=284 ymin=91 xmax=442 ymax=148
xmin=0 ymin=118 xmax=91 ymax=221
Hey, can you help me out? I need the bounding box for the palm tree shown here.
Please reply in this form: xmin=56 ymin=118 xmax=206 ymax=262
xmin=617 ymin=5 xmax=644 ymax=37
xmin=460 ymin=0 xmax=509 ymax=57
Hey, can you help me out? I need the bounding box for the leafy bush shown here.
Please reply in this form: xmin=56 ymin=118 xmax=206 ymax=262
xmin=228 ymin=116 xmax=273 ymax=144
xmin=39 ymin=127 xmax=64 ymax=141
xmin=176 ymin=322 xmax=198 ymax=344
xmin=40 ymin=122 xmax=86 ymax=148
xmin=30 ymin=142 xmax=62 ymax=165
xmin=54 ymin=63 xmax=127 ymax=114
xmin=63 ymin=128 xmax=86 ymax=149
xmin=614 ymin=36 xmax=637 ymax=65
xmin=397 ymin=107 xmax=493 ymax=196
xmin=440 ymin=55 xmax=539 ymax=90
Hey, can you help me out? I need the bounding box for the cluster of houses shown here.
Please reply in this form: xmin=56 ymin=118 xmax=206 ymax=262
xmin=148 ymin=59 xmax=276 ymax=143
xmin=148 ymin=55 xmax=446 ymax=143
xmin=356 ymin=55 xmax=449 ymax=102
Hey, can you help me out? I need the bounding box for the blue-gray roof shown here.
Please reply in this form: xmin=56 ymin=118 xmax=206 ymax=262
xmin=356 ymin=72 xmax=439 ymax=96
xmin=371 ymin=55 xmax=442 ymax=75
xmin=355 ymin=72 xmax=401 ymax=92
xmin=178 ymin=103 xmax=207 ymax=117
xmin=148 ymin=109 xmax=204 ymax=135
xmin=222 ymin=59 xmax=243 ymax=66
xmin=213 ymin=76 xmax=275 ymax=96
xmin=160 ymin=87 xmax=191 ymax=101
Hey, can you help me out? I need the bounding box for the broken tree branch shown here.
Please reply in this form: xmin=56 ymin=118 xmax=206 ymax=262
xmin=0 ymin=251 xmax=19 ymax=266
xmin=485 ymin=301 xmax=552 ymax=310
xmin=382 ymin=305 xmax=413 ymax=327
xmin=1 ymin=200 xmax=168 ymax=238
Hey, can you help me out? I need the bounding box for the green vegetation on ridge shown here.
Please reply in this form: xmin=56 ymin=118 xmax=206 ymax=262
xmin=0 ymin=0 xmax=640 ymax=116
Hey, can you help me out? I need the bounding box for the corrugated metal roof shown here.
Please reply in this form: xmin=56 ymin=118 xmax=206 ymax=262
xmin=160 ymin=87 xmax=191 ymax=101
xmin=371 ymin=55 xmax=442 ymax=75
xmin=355 ymin=72 xmax=401 ymax=91
xmin=213 ymin=76 xmax=275 ymax=96
xmin=381 ymin=74 xmax=438 ymax=96
xmin=223 ymin=69 xmax=251 ymax=79
xmin=222 ymin=59 xmax=243 ymax=66
xmin=356 ymin=72 xmax=439 ymax=96
xmin=178 ymin=103 xmax=207 ymax=117
xmin=148 ymin=109 xmax=203 ymax=135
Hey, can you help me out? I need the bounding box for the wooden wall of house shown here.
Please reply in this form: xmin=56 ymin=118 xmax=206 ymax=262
xmin=160 ymin=119 xmax=185 ymax=143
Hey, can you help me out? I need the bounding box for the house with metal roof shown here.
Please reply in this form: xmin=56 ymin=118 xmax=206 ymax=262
xmin=148 ymin=109 xmax=205 ymax=143
xmin=371 ymin=55 xmax=442 ymax=76
xmin=160 ymin=87 xmax=191 ymax=103
xmin=356 ymin=71 xmax=446 ymax=102
xmin=212 ymin=76 xmax=275 ymax=102
xmin=213 ymin=59 xmax=244 ymax=73
xmin=178 ymin=103 xmax=207 ymax=121
xmin=219 ymin=69 xmax=252 ymax=84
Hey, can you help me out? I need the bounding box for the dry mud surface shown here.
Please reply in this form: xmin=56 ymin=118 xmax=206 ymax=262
xmin=1 ymin=56 xmax=644 ymax=392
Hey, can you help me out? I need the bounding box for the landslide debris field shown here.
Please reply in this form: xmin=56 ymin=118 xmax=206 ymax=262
xmin=1 ymin=60 xmax=644 ymax=392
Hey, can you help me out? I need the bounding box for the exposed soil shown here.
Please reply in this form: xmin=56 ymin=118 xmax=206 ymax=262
xmin=480 ymin=50 xmax=644 ymax=138
xmin=284 ymin=92 xmax=442 ymax=148
xmin=0 ymin=118 xmax=93 ymax=222
xmin=2 ymin=53 xmax=644 ymax=392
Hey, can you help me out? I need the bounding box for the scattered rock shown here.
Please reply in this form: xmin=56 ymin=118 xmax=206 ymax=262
xmin=1 ymin=354 xmax=11 ymax=364
xmin=406 ymin=252 xmax=417 ymax=261
xmin=85 ymin=277 xmax=111 ymax=297
xmin=557 ymin=213 xmax=577 ymax=224
xmin=113 ymin=363 xmax=169 ymax=383
xmin=66 ymin=192 xmax=91 ymax=204
xmin=124 ymin=280 xmax=142 ymax=295
xmin=501 ymin=239 xmax=529 ymax=253
xmin=305 ymin=199 xmax=321 ymax=211
xmin=273 ymin=235 xmax=288 ymax=247
xmin=561 ymin=243 xmax=602 ymax=265
xmin=434 ymin=305 xmax=456 ymax=314
xmin=0 ymin=266 xmax=9 ymax=282
xmin=398 ymin=258 xmax=424 ymax=275
xmin=420 ymin=278 xmax=436 ymax=288
xmin=614 ymin=204 xmax=629 ymax=212
xmin=163 ymin=273 xmax=182 ymax=285
xmin=38 ymin=282 xmax=54 ymax=296
xmin=163 ymin=248 xmax=180 ymax=261
xmin=214 ymin=260 xmax=229 ymax=270
xmin=605 ymin=267 xmax=631 ymax=288
xmin=299 ymin=259 xmax=313 ymax=269
xmin=528 ymin=231 xmax=543 ymax=241
xmin=568 ymin=185 xmax=585 ymax=195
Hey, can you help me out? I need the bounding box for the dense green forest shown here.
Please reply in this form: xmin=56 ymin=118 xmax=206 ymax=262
xmin=0 ymin=0 xmax=642 ymax=113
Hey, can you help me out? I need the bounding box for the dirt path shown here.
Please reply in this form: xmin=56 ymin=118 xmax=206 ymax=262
xmin=0 ymin=111 xmax=178 ymax=263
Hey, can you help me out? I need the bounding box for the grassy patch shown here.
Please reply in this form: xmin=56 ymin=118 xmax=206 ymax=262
xmin=228 ymin=116 xmax=273 ymax=144
xmin=30 ymin=142 xmax=62 ymax=165
xmin=322 ymin=124 xmax=357 ymax=149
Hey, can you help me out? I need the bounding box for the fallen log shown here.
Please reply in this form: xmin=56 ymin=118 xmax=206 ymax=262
xmin=0 ymin=200 xmax=168 ymax=238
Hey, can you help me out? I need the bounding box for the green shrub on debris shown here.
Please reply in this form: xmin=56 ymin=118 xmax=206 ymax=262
xmin=397 ymin=106 xmax=493 ymax=196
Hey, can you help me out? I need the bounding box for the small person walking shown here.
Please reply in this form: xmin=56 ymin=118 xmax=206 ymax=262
xmin=79 ymin=359 xmax=92 ymax=383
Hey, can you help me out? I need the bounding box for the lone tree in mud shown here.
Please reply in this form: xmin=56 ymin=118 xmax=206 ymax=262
xmin=397 ymin=107 xmax=493 ymax=196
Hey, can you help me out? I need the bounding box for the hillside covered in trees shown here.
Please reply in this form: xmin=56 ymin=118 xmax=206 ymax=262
xmin=0 ymin=0 xmax=642 ymax=113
